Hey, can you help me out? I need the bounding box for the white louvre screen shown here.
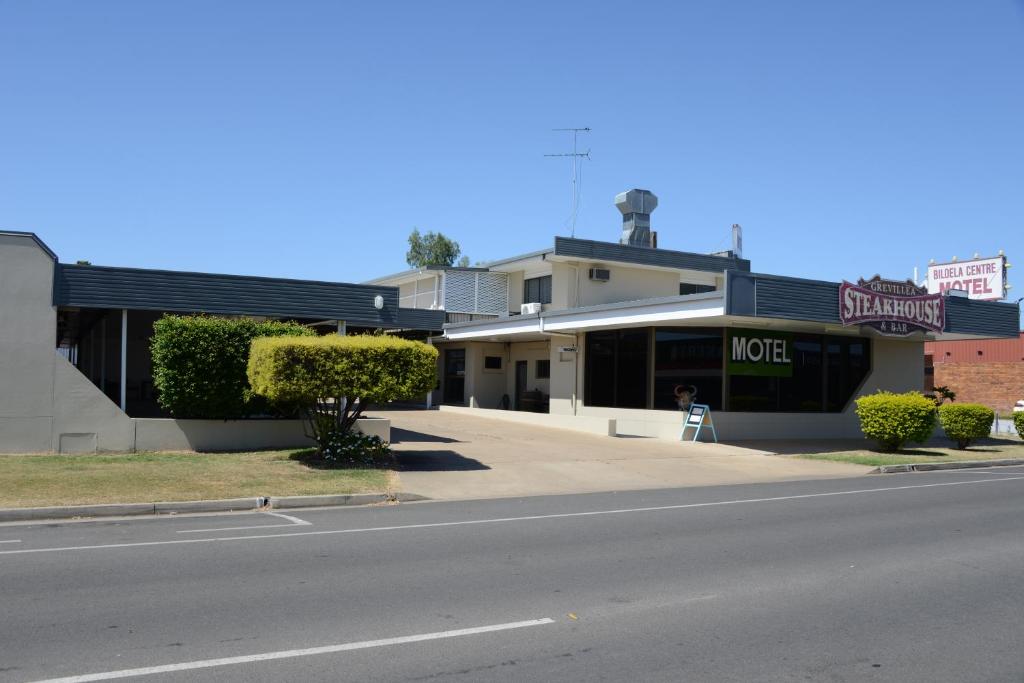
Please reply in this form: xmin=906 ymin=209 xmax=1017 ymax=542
xmin=444 ymin=271 xmax=507 ymax=315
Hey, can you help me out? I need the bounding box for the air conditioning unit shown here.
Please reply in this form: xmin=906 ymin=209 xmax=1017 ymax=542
xmin=521 ymin=302 xmax=542 ymax=315
xmin=588 ymin=267 xmax=610 ymax=282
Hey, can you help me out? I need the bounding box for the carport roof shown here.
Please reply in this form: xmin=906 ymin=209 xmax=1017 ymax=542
xmin=53 ymin=262 xmax=445 ymax=330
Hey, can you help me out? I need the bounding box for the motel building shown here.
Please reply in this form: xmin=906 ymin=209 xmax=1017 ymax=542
xmin=0 ymin=231 xmax=443 ymax=453
xmin=369 ymin=189 xmax=1020 ymax=440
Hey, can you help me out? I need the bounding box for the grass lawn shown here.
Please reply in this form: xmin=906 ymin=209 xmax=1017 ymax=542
xmin=799 ymin=436 xmax=1024 ymax=468
xmin=0 ymin=450 xmax=392 ymax=508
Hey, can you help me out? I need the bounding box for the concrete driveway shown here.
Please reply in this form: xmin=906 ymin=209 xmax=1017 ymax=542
xmin=372 ymin=409 xmax=870 ymax=500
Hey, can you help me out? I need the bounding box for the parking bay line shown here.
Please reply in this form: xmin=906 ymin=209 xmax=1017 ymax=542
xmin=2 ymin=475 xmax=1023 ymax=557
xmin=176 ymin=511 xmax=312 ymax=534
xmin=25 ymin=617 xmax=556 ymax=683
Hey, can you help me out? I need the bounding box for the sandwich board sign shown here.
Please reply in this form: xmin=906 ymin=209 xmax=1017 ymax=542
xmin=679 ymin=404 xmax=717 ymax=443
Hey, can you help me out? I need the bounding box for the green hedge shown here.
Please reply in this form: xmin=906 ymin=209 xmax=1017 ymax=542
xmin=248 ymin=335 xmax=438 ymax=458
xmin=150 ymin=315 xmax=315 ymax=419
xmin=939 ymin=403 xmax=994 ymax=450
xmin=1015 ymin=412 xmax=1024 ymax=439
xmin=854 ymin=391 xmax=937 ymax=452
xmin=248 ymin=334 xmax=437 ymax=406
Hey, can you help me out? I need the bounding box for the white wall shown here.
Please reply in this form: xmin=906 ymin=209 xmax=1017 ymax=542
xmin=507 ymin=341 xmax=551 ymax=398
xmin=0 ymin=233 xmax=135 ymax=453
xmin=466 ymin=342 xmax=508 ymax=409
xmin=575 ymin=263 xmax=681 ymax=308
xmin=549 ymin=333 xmax=581 ymax=416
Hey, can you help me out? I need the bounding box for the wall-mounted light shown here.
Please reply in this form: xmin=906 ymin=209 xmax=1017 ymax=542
xmin=374 ymin=295 xmax=384 ymax=310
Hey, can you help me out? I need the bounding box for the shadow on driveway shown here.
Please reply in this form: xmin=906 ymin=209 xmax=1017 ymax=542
xmin=395 ymin=450 xmax=490 ymax=472
xmin=390 ymin=428 xmax=462 ymax=445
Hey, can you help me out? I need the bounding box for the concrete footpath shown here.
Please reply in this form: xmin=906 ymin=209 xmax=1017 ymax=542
xmin=378 ymin=409 xmax=870 ymax=501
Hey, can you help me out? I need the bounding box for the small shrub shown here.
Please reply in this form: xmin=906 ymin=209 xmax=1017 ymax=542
xmin=924 ymin=385 xmax=956 ymax=407
xmin=248 ymin=334 xmax=437 ymax=456
xmin=320 ymin=432 xmax=391 ymax=466
xmin=855 ymin=391 xmax=937 ymax=452
xmin=151 ymin=315 xmax=315 ymax=419
xmin=939 ymin=403 xmax=995 ymax=450
xmin=1014 ymin=412 xmax=1024 ymax=439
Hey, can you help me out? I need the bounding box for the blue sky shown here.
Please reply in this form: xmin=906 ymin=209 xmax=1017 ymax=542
xmin=1 ymin=1 xmax=1021 ymax=306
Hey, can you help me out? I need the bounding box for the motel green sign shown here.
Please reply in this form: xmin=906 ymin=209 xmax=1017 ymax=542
xmin=727 ymin=329 xmax=794 ymax=377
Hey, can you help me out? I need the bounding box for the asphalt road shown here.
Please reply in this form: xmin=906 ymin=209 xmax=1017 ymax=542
xmin=2 ymin=467 xmax=1023 ymax=682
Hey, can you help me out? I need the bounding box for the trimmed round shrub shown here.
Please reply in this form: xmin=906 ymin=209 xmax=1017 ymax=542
xmin=1015 ymin=412 xmax=1024 ymax=440
xmin=151 ymin=315 xmax=315 ymax=419
xmin=855 ymin=391 xmax=937 ymax=452
xmin=939 ymin=403 xmax=994 ymax=450
xmin=248 ymin=334 xmax=438 ymax=456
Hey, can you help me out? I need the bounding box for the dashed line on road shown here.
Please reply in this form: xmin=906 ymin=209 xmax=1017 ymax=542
xmin=0 ymin=539 xmax=21 ymax=544
xmin=25 ymin=617 xmax=556 ymax=683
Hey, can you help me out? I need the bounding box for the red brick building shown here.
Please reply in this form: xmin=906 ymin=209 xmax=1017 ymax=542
xmin=925 ymin=332 xmax=1024 ymax=413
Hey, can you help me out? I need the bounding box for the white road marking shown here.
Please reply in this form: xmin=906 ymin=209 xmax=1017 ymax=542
xmin=176 ymin=523 xmax=300 ymax=534
xmin=0 ymin=539 xmax=21 ymax=544
xmin=177 ymin=511 xmax=311 ymax=534
xmin=263 ymin=511 xmax=312 ymax=525
xmin=26 ymin=617 xmax=556 ymax=683
xmin=3 ymin=475 xmax=1023 ymax=557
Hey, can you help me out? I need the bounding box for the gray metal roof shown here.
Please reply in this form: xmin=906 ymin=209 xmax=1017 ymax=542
xmin=553 ymin=236 xmax=751 ymax=273
xmin=55 ymin=263 xmax=445 ymax=330
xmin=726 ymin=270 xmax=1020 ymax=338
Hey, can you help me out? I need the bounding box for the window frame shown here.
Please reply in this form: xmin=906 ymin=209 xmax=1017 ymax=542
xmin=523 ymin=275 xmax=552 ymax=305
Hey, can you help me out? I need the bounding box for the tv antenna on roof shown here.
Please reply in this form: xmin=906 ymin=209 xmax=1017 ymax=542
xmin=545 ymin=127 xmax=590 ymax=237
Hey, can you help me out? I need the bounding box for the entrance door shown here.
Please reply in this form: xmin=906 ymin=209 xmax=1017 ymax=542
xmin=514 ymin=360 xmax=528 ymax=410
xmin=443 ymin=349 xmax=466 ymax=404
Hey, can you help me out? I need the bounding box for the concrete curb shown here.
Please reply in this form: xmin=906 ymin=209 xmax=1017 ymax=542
xmin=873 ymin=458 xmax=1024 ymax=474
xmin=269 ymin=492 xmax=429 ymax=509
xmin=0 ymin=492 xmax=429 ymax=522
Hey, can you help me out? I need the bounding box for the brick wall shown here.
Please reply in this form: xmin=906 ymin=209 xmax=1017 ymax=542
xmin=932 ymin=361 xmax=1024 ymax=414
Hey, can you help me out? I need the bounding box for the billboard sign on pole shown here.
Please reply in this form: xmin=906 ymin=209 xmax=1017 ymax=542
xmin=926 ymin=256 xmax=1006 ymax=301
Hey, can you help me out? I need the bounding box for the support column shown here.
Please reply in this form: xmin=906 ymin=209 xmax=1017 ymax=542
xmin=337 ymin=320 xmax=347 ymax=336
xmin=119 ymin=309 xmax=127 ymax=412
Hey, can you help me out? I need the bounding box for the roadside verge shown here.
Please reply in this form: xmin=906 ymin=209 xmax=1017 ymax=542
xmin=873 ymin=458 xmax=1024 ymax=474
xmin=0 ymin=492 xmax=429 ymax=523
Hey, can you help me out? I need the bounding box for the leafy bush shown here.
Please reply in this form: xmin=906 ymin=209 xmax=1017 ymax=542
xmin=854 ymin=391 xmax=937 ymax=452
xmin=151 ymin=315 xmax=315 ymax=419
xmin=1015 ymin=412 xmax=1024 ymax=439
xmin=320 ymin=431 xmax=391 ymax=466
xmin=938 ymin=403 xmax=994 ymax=450
xmin=248 ymin=334 xmax=438 ymax=455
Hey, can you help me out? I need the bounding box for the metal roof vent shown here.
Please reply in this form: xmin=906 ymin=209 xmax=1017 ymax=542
xmin=615 ymin=189 xmax=657 ymax=248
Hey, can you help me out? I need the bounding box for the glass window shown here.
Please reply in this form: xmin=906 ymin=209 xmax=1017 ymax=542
xmin=535 ymin=359 xmax=550 ymax=379
xmin=484 ymin=356 xmax=502 ymax=370
xmin=826 ymin=337 xmax=871 ymax=411
xmin=616 ymin=329 xmax=649 ymax=408
xmin=653 ymin=328 xmax=723 ymax=411
xmin=779 ymin=336 xmax=824 ymax=412
xmin=679 ymin=283 xmax=716 ymax=296
xmin=728 ymin=334 xmax=870 ymax=413
xmin=584 ymin=329 xmax=649 ymax=408
xmin=524 ymin=275 xmax=552 ymax=305
xmin=585 ymin=331 xmax=616 ymax=407
xmin=728 ymin=375 xmax=780 ymax=412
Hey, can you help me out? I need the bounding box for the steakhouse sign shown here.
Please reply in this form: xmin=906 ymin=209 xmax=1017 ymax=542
xmin=839 ymin=276 xmax=944 ymax=337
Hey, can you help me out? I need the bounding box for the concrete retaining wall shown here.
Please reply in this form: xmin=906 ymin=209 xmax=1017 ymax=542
xmin=438 ymin=405 xmax=615 ymax=437
xmin=132 ymin=417 xmax=390 ymax=452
